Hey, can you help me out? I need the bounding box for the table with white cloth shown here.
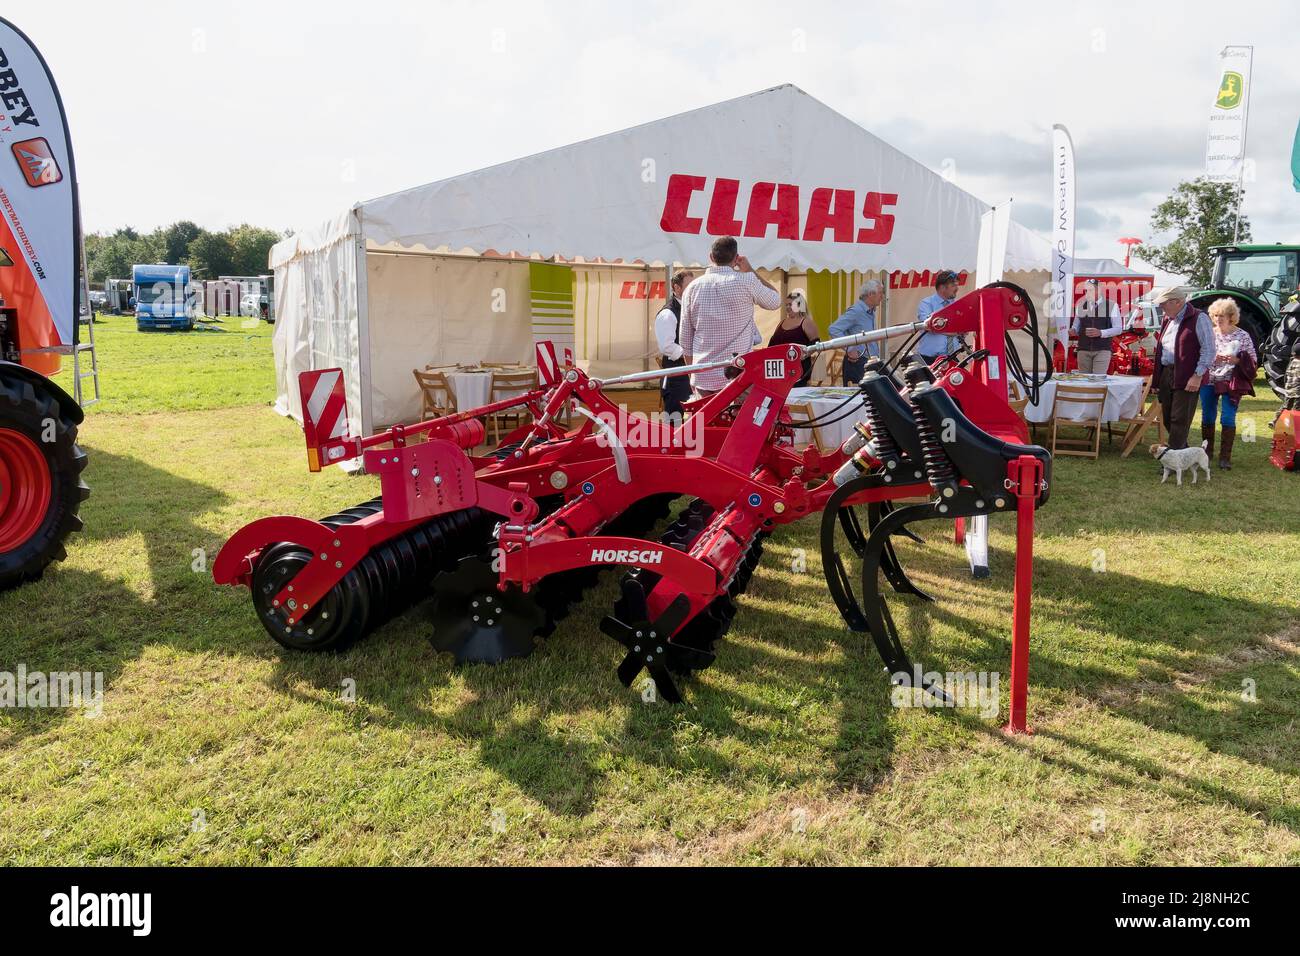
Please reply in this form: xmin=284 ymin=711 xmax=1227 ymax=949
xmin=785 ymin=386 xmax=867 ymax=452
xmin=1024 ymin=373 xmax=1145 ymax=424
xmin=442 ymin=369 xmax=494 ymax=411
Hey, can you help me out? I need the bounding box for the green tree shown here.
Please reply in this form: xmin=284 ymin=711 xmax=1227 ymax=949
xmin=1134 ymin=177 xmax=1250 ymax=286
xmin=226 ymin=224 xmax=281 ymax=275
xmin=157 ymin=220 xmax=203 ymax=264
xmin=187 ymin=231 xmax=236 ymax=279
xmin=84 ymin=228 xmax=160 ymax=284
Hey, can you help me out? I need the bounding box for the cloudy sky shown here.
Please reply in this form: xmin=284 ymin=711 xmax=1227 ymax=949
xmin=15 ymin=0 xmax=1300 ymax=258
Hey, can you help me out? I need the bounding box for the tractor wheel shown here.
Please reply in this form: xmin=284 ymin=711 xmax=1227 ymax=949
xmin=0 ymin=374 xmax=90 ymax=591
xmin=1264 ymin=310 xmax=1300 ymax=399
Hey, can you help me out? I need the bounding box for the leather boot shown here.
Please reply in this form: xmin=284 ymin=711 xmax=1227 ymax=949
xmin=1219 ymin=426 xmax=1235 ymax=470
xmin=1201 ymin=423 xmax=1215 ymax=463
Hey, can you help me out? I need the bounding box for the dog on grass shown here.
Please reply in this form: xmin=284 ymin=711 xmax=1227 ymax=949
xmin=1149 ymin=440 xmax=1212 ymax=485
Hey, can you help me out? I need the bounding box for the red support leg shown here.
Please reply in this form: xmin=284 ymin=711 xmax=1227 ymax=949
xmin=1004 ymin=454 xmax=1043 ymax=735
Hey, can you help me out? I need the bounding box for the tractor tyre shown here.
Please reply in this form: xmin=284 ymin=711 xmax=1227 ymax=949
xmin=1264 ymin=310 xmax=1300 ymax=399
xmin=0 ymin=373 xmax=90 ymax=591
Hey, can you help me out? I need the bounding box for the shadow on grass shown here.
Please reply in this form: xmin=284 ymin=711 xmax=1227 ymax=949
xmin=0 ymin=447 xmax=269 ymax=744
xmin=258 ymin=495 xmax=1297 ymax=821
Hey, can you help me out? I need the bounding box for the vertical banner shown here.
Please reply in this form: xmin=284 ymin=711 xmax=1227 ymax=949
xmin=975 ymin=200 xmax=1011 ymax=288
xmin=1290 ymin=116 xmax=1300 ymax=193
xmin=1205 ymin=45 xmax=1253 ymax=183
xmin=0 ymin=17 xmax=81 ymax=364
xmin=1050 ymin=125 xmax=1076 ymax=352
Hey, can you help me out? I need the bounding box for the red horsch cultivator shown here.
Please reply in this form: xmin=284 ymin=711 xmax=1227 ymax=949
xmin=214 ymin=283 xmax=1053 ymax=723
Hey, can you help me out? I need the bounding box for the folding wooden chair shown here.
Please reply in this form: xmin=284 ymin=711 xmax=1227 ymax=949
xmin=1007 ymin=379 xmax=1032 ymax=436
xmin=1119 ymin=377 xmax=1164 ymax=458
xmin=1049 ymin=384 xmax=1108 ymax=459
xmin=825 ymin=352 xmax=845 ymax=386
xmin=412 ymin=368 xmax=457 ymax=420
xmin=486 ymin=368 xmax=539 ymax=444
xmin=784 ymin=401 xmax=826 ymax=452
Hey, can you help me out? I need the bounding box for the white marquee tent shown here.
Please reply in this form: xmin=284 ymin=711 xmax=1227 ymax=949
xmin=270 ymin=84 xmax=1052 ymax=432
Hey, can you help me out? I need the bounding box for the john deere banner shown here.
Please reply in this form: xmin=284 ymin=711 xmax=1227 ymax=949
xmin=0 ymin=18 xmax=80 ymax=357
xmin=1205 ymin=45 xmax=1253 ymax=183
xmin=1049 ymin=125 xmax=1076 ymax=351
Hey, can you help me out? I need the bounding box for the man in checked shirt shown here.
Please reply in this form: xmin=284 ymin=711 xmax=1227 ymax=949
xmin=679 ymin=236 xmax=783 ymax=398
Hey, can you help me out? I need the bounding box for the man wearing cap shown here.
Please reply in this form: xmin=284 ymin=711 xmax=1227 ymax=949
xmin=1071 ymin=279 xmax=1123 ymax=375
xmin=914 ymin=270 xmax=965 ymax=365
xmin=828 ymin=279 xmax=884 ymax=385
xmin=1151 ymin=286 xmax=1215 ymax=450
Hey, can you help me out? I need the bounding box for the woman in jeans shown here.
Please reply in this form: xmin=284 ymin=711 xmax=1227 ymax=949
xmin=1199 ymin=298 xmax=1257 ymax=470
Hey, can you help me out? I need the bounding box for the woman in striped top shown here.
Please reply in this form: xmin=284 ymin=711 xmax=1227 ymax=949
xmin=1199 ymin=298 xmax=1257 ymax=470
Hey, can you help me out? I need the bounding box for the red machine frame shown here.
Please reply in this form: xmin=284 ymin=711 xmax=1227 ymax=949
xmin=215 ymin=284 xmax=1050 ymax=729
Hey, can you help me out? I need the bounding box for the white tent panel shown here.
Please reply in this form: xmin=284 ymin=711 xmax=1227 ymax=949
xmin=366 ymin=254 xmax=532 ymax=428
xmin=358 ymin=85 xmax=1025 ymax=274
xmin=270 ymin=84 xmax=1058 ymax=433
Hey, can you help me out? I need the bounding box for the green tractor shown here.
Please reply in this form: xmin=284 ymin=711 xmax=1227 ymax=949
xmin=1189 ymin=244 xmax=1300 ymax=397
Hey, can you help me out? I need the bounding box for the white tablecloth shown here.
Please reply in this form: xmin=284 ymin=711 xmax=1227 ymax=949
xmin=445 ymin=370 xmax=494 ymax=411
xmin=1025 ymin=374 xmax=1145 ymax=424
xmin=786 ymin=386 xmax=866 ymax=452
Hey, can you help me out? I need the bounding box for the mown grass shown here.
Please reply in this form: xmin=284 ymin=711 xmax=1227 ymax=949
xmin=2 ymin=319 xmax=1297 ymax=865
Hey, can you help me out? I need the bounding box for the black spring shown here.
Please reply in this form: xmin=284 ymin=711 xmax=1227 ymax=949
xmin=861 ymin=392 xmax=900 ymax=462
xmin=912 ymin=407 xmax=957 ymax=489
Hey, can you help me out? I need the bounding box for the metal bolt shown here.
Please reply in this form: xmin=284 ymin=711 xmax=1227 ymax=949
xmin=320 ymin=553 xmax=328 ymax=560
xmin=287 ymin=585 xmax=294 ymax=592
xmin=635 ymin=630 xmax=643 ymax=638
xmin=474 ymin=615 xmax=480 ymax=622
xmin=657 ymin=646 xmax=664 ymax=654
xmin=333 ymin=540 xmax=341 ymax=547
xmin=995 ymin=498 xmax=1006 ymax=508
xmin=634 ymin=645 xmax=641 ymax=653
xmin=472 ymin=600 xmax=479 ymax=608
xmin=335 ymin=561 xmax=342 ymax=569
xmin=272 ymin=599 xmax=280 ymax=607
xmin=411 ymin=467 xmax=420 ymax=477
xmin=434 ymin=475 xmax=442 ymax=485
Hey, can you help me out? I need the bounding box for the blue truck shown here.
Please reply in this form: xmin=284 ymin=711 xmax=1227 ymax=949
xmin=133 ymin=263 xmax=195 ymax=331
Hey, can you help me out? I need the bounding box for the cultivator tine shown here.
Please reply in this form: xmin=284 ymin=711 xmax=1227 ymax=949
xmin=880 ymin=500 xmax=926 ymax=545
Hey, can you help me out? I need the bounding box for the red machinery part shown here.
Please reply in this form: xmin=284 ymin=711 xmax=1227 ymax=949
xmin=0 ymin=426 xmax=52 ymax=552
xmin=215 ymin=282 xmax=1052 ymax=711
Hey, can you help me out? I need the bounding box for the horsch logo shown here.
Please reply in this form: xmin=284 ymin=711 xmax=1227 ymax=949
xmin=590 ymin=548 xmax=665 ymax=565
xmin=660 ymin=174 xmax=898 ymax=245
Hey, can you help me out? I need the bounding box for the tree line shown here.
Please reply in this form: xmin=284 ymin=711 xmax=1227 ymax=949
xmin=84 ymin=222 xmax=286 ymax=285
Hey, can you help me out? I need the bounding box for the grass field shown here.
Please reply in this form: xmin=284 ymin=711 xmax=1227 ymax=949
xmin=2 ymin=314 xmax=1298 ymax=865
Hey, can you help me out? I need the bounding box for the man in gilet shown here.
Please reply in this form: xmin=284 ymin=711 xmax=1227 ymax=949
xmin=654 ymin=270 xmax=695 ymax=420
xmin=1071 ymin=279 xmax=1123 ymax=375
xmin=1151 ymin=286 xmax=1215 ymax=450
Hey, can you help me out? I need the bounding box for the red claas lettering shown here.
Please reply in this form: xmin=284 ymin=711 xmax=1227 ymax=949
xmin=660 ymin=174 xmax=898 ymax=246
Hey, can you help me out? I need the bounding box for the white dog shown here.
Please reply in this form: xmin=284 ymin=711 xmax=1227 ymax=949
xmin=1149 ymin=440 xmax=1212 ymax=485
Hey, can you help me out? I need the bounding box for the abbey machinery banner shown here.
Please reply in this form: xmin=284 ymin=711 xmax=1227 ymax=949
xmin=0 ymin=17 xmax=79 ymax=349
xmin=1050 ymin=125 xmax=1076 ymax=351
xmin=1205 ymin=46 xmax=1253 ymax=183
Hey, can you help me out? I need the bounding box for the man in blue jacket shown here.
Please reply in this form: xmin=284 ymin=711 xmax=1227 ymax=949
xmin=828 ymin=279 xmax=884 ymax=384
xmin=914 ymin=270 xmax=964 ymax=365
